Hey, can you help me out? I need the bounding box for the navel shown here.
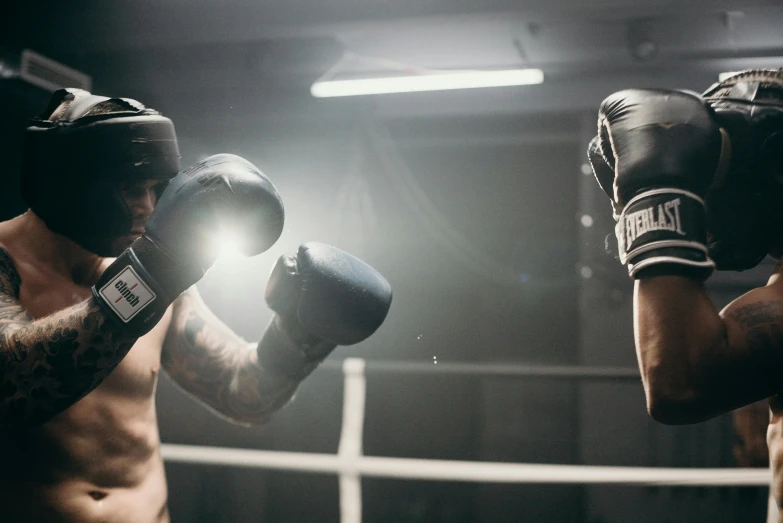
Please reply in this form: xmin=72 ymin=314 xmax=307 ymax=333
xmin=88 ymin=490 xmax=108 ymax=501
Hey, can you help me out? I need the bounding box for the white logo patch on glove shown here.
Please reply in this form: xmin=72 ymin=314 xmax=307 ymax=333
xmin=97 ymin=266 xmax=157 ymax=322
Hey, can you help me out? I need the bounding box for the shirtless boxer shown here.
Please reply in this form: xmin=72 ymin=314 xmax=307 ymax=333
xmin=0 ymin=89 xmax=393 ymax=522
xmin=587 ymin=69 xmax=783 ymax=518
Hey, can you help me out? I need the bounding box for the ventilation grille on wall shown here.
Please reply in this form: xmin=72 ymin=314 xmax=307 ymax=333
xmin=20 ymin=49 xmax=92 ymax=92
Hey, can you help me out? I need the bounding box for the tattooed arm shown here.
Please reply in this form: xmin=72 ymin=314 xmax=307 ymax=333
xmin=634 ymin=265 xmax=783 ymax=424
xmin=0 ymin=249 xmax=138 ymax=425
xmin=161 ymin=287 xmax=301 ymax=425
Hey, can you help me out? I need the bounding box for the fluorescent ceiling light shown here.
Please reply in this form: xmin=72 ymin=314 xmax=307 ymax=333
xmin=311 ymin=68 xmax=544 ymax=98
xmin=718 ymin=71 xmax=740 ymax=82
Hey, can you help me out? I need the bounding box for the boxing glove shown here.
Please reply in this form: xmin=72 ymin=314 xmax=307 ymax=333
xmin=589 ymin=89 xmax=725 ymax=279
xmin=257 ymin=243 xmax=393 ymax=380
xmin=700 ymin=69 xmax=783 ymax=271
xmin=93 ymin=153 xmax=285 ymax=336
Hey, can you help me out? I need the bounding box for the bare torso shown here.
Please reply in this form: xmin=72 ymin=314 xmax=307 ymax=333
xmin=768 ymin=397 xmax=783 ymax=521
xmin=0 ymin=216 xmax=173 ymax=523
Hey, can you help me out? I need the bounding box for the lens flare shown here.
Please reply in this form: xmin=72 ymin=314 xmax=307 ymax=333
xmin=214 ymin=233 xmax=246 ymax=262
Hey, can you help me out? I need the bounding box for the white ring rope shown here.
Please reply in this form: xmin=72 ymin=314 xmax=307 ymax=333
xmin=319 ymin=359 xmax=641 ymax=380
xmin=160 ymin=444 xmax=772 ymax=486
xmin=159 ymin=357 xmax=773 ymax=523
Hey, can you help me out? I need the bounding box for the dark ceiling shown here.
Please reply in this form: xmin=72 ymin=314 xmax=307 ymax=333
xmin=4 ymin=0 xmax=782 ymax=118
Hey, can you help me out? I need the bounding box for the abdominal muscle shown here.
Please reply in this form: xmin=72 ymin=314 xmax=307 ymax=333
xmin=0 ymin=344 xmax=170 ymax=523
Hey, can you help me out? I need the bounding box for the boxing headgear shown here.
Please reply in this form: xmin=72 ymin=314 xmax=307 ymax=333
xmin=702 ymin=68 xmax=783 ymax=271
xmin=21 ymin=88 xmax=181 ymax=256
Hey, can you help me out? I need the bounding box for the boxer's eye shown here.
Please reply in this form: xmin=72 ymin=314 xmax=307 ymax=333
xmin=121 ymin=185 xmax=147 ymax=200
xmin=119 ymin=180 xmax=167 ymax=205
xmin=152 ymin=181 xmax=170 ymax=197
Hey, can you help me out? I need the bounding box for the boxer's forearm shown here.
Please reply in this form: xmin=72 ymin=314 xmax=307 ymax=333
xmin=634 ymin=276 xmax=728 ymax=423
xmin=0 ymin=298 xmax=137 ymax=425
xmin=637 ymin=274 xmax=783 ymax=423
xmin=161 ymin=289 xmax=301 ymax=425
xmin=0 ymin=249 xmax=138 ymax=425
xmin=161 ymin=331 xmax=301 ymax=425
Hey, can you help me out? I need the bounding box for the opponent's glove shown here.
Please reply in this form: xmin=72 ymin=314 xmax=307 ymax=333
xmin=93 ymin=154 xmax=285 ymax=336
xmin=588 ymin=89 xmax=725 ymax=279
xmin=701 ymin=69 xmax=783 ymax=271
xmin=257 ymin=242 xmax=393 ymax=380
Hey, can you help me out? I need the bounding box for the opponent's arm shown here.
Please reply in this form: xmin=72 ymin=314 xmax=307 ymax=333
xmin=588 ymin=89 xmax=730 ymax=424
xmin=0 ymin=248 xmax=137 ymax=425
xmin=160 ymin=287 xmax=300 ymax=426
xmin=635 ymin=270 xmax=783 ymax=424
xmin=161 ymin=243 xmax=392 ymax=426
xmin=591 ymin=79 xmax=783 ymax=424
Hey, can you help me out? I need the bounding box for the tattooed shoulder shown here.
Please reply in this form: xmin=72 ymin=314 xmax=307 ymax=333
xmin=727 ymin=301 xmax=783 ymax=329
xmin=726 ymin=300 xmax=783 ymax=352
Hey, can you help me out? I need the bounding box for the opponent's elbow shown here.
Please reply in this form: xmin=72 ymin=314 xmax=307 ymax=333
xmin=644 ymin=375 xmax=714 ymax=425
xmin=647 ymin=393 xmax=709 ymax=425
xmin=640 ymin=341 xmax=719 ymax=425
xmin=642 ymin=365 xmax=702 ymax=424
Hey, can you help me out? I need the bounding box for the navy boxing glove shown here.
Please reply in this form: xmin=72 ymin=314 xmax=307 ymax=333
xmin=257 ymin=243 xmax=393 ymax=380
xmin=93 ymin=154 xmax=285 ymax=336
xmin=589 ymin=89 xmax=725 ymax=279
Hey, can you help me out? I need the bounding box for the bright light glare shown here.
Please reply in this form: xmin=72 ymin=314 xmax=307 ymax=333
xmin=311 ymin=68 xmax=544 ymax=98
xmin=214 ymin=233 xmax=246 ymax=262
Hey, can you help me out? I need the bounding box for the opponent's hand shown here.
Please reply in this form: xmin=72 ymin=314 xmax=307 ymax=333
xmin=93 ymin=154 xmax=285 ymax=336
xmin=588 ymin=89 xmax=724 ymax=279
xmin=257 ymin=242 xmax=393 ymax=380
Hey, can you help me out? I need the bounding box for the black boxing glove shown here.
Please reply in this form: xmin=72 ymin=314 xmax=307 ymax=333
xmin=93 ymin=154 xmax=285 ymax=336
xmin=590 ymin=89 xmax=725 ymax=279
xmin=257 ymin=242 xmax=393 ymax=380
xmin=701 ymin=69 xmax=783 ymax=271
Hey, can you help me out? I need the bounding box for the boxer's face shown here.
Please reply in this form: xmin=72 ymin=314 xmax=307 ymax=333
xmin=107 ymin=179 xmax=168 ymax=255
